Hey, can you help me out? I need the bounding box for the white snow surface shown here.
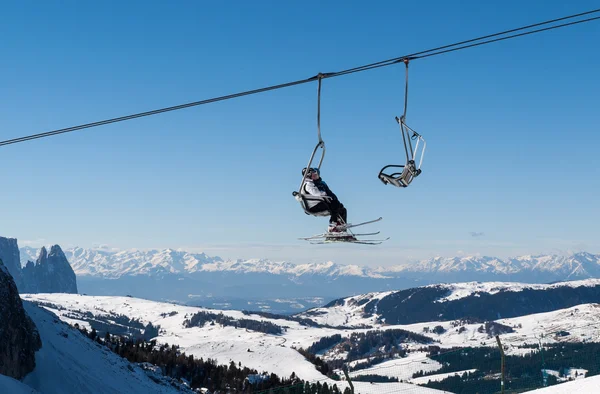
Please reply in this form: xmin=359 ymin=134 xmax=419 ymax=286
xmin=297 ymin=279 xmax=600 ymax=328
xmin=410 ymin=370 xmax=477 ymax=385
xmin=381 ymin=303 xmax=600 ymax=354
xmin=527 ymin=374 xmax=600 ymax=393
xmin=431 ymin=279 xmax=600 ymax=303
xmin=298 ymin=291 xmax=397 ymax=327
xmin=20 ymin=301 xmax=190 ymax=394
xmin=348 ymin=352 xmax=442 ymax=381
xmin=21 ymin=294 xmax=600 ymax=394
xmin=0 ymin=375 xmax=39 ymax=394
xmin=21 ymin=293 xmax=449 ymax=394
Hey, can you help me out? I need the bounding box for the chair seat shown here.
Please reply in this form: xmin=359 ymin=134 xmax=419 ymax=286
xmin=293 ymin=191 xmax=331 ymax=216
xmin=378 ymin=161 xmax=421 ymax=188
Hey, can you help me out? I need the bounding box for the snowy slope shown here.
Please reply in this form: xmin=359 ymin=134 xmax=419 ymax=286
xmin=0 ymin=375 xmax=39 ymax=394
xmin=19 ymin=292 xmax=600 ymax=394
xmin=21 ymin=293 xmax=448 ymax=394
xmin=348 ymin=352 xmax=443 ymax=381
xmin=342 ymin=303 xmax=600 ymax=355
xmin=20 ymin=301 xmax=191 ymax=394
xmin=301 ymin=291 xmax=398 ymax=327
xmin=431 ymin=279 xmax=600 ymax=302
xmin=22 ymin=293 xmax=600 ymax=391
xmin=24 ymin=293 xmax=600 ymax=355
xmin=410 ymin=370 xmax=477 ymax=385
xmin=527 ymin=374 xmax=600 ymax=393
xmin=298 ymin=279 xmax=600 ymax=327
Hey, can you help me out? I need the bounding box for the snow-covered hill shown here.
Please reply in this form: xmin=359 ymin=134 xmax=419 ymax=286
xmin=298 ymin=279 xmax=600 ymax=326
xmin=528 ymin=374 xmax=600 ymax=393
xmin=21 ymin=293 xmax=448 ymax=394
xmin=0 ymin=375 xmax=38 ymax=394
xmin=0 ymin=301 xmax=192 ymax=394
xmin=21 ymin=292 xmax=600 ymax=387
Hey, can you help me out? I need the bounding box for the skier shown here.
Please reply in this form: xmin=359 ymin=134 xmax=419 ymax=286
xmin=301 ymin=167 xmax=348 ymax=232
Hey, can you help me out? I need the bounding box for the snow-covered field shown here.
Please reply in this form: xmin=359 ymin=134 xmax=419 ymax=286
xmin=21 ymin=294 xmax=448 ymax=394
xmin=542 ymin=368 xmax=587 ymax=383
xmin=527 ymin=374 xmax=600 ymax=393
xmin=430 ymin=279 xmax=600 ymax=303
xmin=390 ymin=303 xmax=600 ymax=355
xmin=0 ymin=375 xmax=39 ymax=394
xmin=298 ymin=279 xmax=600 ymax=329
xmin=4 ymin=301 xmax=192 ymax=394
xmin=410 ymin=370 xmax=477 ymax=385
xmin=300 ymin=291 xmax=398 ymax=327
xmin=18 ymin=293 xmax=600 ymax=394
xmin=298 ymin=289 xmax=600 ymax=355
xmin=348 ymin=352 xmax=442 ymax=381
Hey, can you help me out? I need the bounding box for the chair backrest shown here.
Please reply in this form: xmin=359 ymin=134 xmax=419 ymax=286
xmin=293 ymin=191 xmax=331 ymax=216
xmin=378 ymin=160 xmax=422 ymax=188
xmin=379 ymin=165 xmax=409 ymax=188
xmin=378 ymin=116 xmax=425 ymax=188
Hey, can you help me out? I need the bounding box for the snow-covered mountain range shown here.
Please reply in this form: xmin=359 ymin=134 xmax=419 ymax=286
xmin=18 ymin=246 xmax=600 ymax=312
xmin=19 ymin=246 xmax=600 ymax=281
xmin=19 ymin=246 xmax=379 ymax=279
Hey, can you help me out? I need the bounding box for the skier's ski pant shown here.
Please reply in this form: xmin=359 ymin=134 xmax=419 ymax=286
xmin=309 ymin=200 xmax=347 ymax=224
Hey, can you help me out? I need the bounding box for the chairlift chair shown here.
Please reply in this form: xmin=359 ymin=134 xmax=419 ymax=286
xmin=293 ymin=74 xmax=332 ymax=217
xmin=378 ymin=59 xmax=426 ymax=188
xmin=293 ymin=74 xmax=387 ymax=245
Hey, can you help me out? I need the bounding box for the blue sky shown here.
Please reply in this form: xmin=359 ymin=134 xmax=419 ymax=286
xmin=1 ymin=0 xmax=599 ymax=266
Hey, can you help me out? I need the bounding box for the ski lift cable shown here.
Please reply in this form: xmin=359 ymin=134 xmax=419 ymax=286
xmin=414 ymin=15 xmax=600 ymax=60
xmin=0 ymin=77 xmax=316 ymax=147
xmin=330 ymin=13 xmax=600 ymax=79
xmin=1 ymin=9 xmax=599 ymax=148
xmin=330 ymin=8 xmax=600 ymax=77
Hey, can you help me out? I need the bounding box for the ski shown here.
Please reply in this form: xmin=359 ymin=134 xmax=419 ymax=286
xmin=298 ymin=217 xmax=385 ymax=245
xmin=310 ymin=237 xmax=389 ymax=245
xmin=327 ymin=231 xmax=380 ymax=237
xmin=348 ymin=240 xmax=389 ymax=245
xmin=299 ymin=231 xmax=380 ymax=241
xmin=344 ymin=217 xmax=383 ymax=230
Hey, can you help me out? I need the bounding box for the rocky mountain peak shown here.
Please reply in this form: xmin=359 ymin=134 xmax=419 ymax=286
xmin=0 ymin=236 xmax=24 ymax=291
xmin=37 ymin=246 xmax=48 ymax=262
xmin=0 ymin=258 xmax=42 ymax=379
xmin=23 ymin=244 xmax=78 ymax=294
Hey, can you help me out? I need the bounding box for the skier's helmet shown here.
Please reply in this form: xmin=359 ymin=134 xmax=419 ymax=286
xmin=302 ymin=167 xmax=319 ymax=177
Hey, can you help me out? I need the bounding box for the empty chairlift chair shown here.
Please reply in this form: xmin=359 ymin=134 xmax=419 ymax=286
xmin=378 ymin=59 xmax=426 ymax=188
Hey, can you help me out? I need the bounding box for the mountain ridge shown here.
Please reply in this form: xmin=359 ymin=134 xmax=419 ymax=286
xmin=19 ymin=246 xmax=600 ymax=281
xmin=299 ymin=278 xmax=600 ymax=326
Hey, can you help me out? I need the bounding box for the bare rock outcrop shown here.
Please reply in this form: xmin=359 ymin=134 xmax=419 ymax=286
xmin=22 ymin=245 xmax=78 ymax=294
xmin=0 ymin=259 xmax=42 ymax=379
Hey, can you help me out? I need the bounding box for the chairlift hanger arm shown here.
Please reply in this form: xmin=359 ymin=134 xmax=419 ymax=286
xmin=378 ymin=59 xmax=425 ymax=188
xmin=296 ymin=73 xmax=329 ymax=194
xmin=294 ymin=73 xmax=332 ymax=217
